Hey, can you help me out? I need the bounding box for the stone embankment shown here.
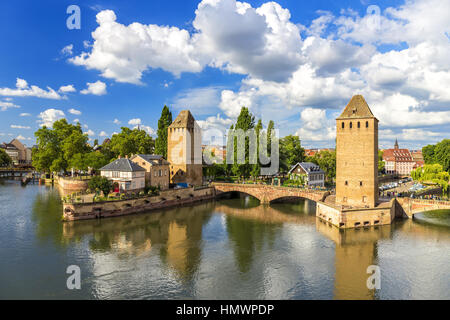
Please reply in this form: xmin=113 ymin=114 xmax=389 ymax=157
xmin=63 ymin=186 xmax=215 ymax=221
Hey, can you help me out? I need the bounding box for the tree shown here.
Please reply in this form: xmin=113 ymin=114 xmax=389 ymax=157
xmin=422 ymin=139 xmax=450 ymax=172
xmin=251 ymin=119 xmax=263 ymax=180
xmin=433 ymin=139 xmax=450 ymax=172
xmin=230 ymin=107 xmax=255 ymax=179
xmin=86 ymin=152 xmax=110 ymax=170
xmin=308 ymin=150 xmax=336 ymax=181
xmin=279 ymin=135 xmax=305 ymax=172
xmin=109 ymin=127 xmax=155 ymax=157
xmin=33 ymin=119 xmax=90 ymax=173
xmin=155 ymin=105 xmax=172 ymax=158
xmin=88 ymin=176 xmax=113 ymax=197
xmin=0 ymin=148 xmax=12 ymax=167
xmin=378 ymin=150 xmax=385 ymax=173
xmin=422 ymin=144 xmax=436 ymax=164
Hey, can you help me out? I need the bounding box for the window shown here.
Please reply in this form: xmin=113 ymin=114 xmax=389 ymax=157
xmin=366 ymin=121 xmax=369 ymax=128
xmin=360 ymin=181 xmax=363 ymax=186
xmin=345 ymin=181 xmax=348 ymax=186
xmin=342 ymin=122 xmax=345 ymax=129
xmin=350 ymin=122 xmax=353 ymax=128
xmin=357 ymin=121 xmax=360 ymax=128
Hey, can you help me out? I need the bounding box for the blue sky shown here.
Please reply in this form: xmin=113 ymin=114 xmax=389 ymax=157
xmin=0 ymin=0 xmax=449 ymax=149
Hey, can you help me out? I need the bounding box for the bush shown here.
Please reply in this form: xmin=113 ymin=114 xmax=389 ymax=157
xmin=88 ymin=176 xmax=113 ymax=197
xmin=139 ymin=191 xmax=145 ymax=197
xmin=120 ymin=193 xmax=126 ymax=200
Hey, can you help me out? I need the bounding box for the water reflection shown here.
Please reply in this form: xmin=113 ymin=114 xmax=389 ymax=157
xmin=23 ymin=187 xmax=450 ymax=299
xmin=63 ymin=203 xmax=214 ymax=280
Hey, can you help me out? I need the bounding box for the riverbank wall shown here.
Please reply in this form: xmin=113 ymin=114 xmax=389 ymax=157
xmin=56 ymin=176 xmax=90 ymax=193
xmin=63 ymin=186 xmax=216 ymax=221
xmin=316 ymin=199 xmax=397 ymax=229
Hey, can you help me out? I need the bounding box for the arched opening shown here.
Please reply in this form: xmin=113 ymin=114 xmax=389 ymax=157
xmin=216 ymin=191 xmax=260 ymax=208
xmin=269 ymin=197 xmax=317 ymax=216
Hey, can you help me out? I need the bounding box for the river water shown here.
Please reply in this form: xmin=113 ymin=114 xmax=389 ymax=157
xmin=0 ymin=180 xmax=449 ymax=300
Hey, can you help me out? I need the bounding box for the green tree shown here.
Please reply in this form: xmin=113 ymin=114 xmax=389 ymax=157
xmin=308 ymin=150 xmax=336 ymax=181
xmin=33 ymin=119 xmax=90 ymax=173
xmin=0 ymin=148 xmax=12 ymax=167
xmin=109 ymin=127 xmax=155 ymax=157
xmin=85 ymin=152 xmax=110 ymax=170
xmin=88 ymin=176 xmax=113 ymax=197
xmin=378 ymin=150 xmax=385 ymax=173
xmin=155 ymin=105 xmax=173 ymax=158
xmin=251 ymin=119 xmax=263 ymax=180
xmin=279 ymin=135 xmax=305 ymax=172
xmin=433 ymin=139 xmax=450 ymax=172
xmin=422 ymin=144 xmax=436 ymax=164
xmin=230 ymin=107 xmax=255 ymax=179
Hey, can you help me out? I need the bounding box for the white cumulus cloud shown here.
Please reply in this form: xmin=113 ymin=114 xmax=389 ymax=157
xmin=80 ymin=80 xmax=107 ymax=95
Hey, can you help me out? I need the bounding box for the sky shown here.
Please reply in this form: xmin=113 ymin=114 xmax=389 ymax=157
xmin=0 ymin=0 xmax=449 ymax=150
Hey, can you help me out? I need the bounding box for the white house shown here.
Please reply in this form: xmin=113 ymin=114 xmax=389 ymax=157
xmin=288 ymin=162 xmax=325 ymax=187
xmin=100 ymin=157 xmax=146 ymax=193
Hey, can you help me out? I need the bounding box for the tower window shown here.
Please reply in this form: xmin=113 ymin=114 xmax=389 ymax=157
xmin=342 ymin=122 xmax=345 ymax=129
xmin=366 ymin=121 xmax=369 ymax=128
xmin=345 ymin=181 xmax=348 ymax=186
xmin=360 ymin=181 xmax=363 ymax=186
xmin=350 ymin=122 xmax=352 ymax=128
xmin=357 ymin=121 xmax=360 ymax=128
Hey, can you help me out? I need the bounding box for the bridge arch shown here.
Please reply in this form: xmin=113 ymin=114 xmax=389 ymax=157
xmin=212 ymin=183 xmax=329 ymax=205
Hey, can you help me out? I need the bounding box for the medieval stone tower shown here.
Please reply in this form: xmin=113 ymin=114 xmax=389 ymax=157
xmin=336 ymin=95 xmax=379 ymax=208
xmin=167 ymin=110 xmax=203 ymax=186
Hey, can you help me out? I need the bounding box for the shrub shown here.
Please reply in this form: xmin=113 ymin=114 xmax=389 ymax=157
xmin=139 ymin=191 xmax=145 ymax=197
xmin=88 ymin=176 xmax=113 ymax=197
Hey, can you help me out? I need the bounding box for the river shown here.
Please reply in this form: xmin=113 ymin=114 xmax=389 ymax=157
xmin=0 ymin=180 xmax=449 ymax=299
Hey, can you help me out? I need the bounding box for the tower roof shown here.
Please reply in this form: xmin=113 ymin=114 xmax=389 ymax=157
xmin=337 ymin=95 xmax=377 ymax=120
xmin=169 ymin=110 xmax=196 ymax=129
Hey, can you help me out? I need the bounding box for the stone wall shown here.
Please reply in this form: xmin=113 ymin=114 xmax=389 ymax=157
xmin=213 ymin=183 xmax=328 ymax=204
xmin=396 ymin=197 xmax=450 ymax=217
xmin=57 ymin=176 xmax=89 ymax=192
xmin=316 ymin=200 xmax=396 ymax=229
xmin=63 ymin=187 xmax=215 ymax=221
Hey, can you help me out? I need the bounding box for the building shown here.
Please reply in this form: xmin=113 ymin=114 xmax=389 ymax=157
xmin=288 ymin=162 xmax=325 ymax=187
xmin=167 ymin=110 xmax=203 ymax=186
xmin=100 ymin=156 xmax=146 ymax=193
xmin=382 ymin=140 xmax=417 ymax=176
xmin=1 ymin=142 xmax=19 ymax=164
xmin=130 ymin=154 xmax=170 ymax=190
xmin=336 ymin=95 xmax=378 ymax=208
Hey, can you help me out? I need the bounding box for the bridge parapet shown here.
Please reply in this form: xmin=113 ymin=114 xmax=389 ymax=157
xmin=395 ymin=197 xmax=450 ymax=217
xmin=211 ymin=183 xmax=329 ymax=204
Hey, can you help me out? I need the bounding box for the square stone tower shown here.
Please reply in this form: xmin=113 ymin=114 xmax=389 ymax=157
xmin=167 ymin=110 xmax=203 ymax=186
xmin=336 ymin=95 xmax=379 ymax=208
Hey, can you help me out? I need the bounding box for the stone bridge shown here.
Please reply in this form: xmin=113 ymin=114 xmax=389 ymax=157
xmin=396 ymin=198 xmax=450 ymax=217
xmin=212 ymin=183 xmax=330 ymax=204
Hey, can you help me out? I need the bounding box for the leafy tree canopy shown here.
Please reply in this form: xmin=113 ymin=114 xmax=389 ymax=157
xmin=0 ymin=148 xmax=12 ymax=167
xmin=155 ymin=105 xmax=172 ymax=159
xmin=109 ymin=127 xmax=155 ymax=158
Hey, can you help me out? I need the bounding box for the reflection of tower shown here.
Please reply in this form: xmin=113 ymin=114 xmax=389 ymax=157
xmin=166 ymin=221 xmax=189 ymax=273
xmin=167 ymin=110 xmax=203 ymax=186
xmin=336 ymin=95 xmax=379 ymax=208
xmin=316 ymin=221 xmax=391 ymax=300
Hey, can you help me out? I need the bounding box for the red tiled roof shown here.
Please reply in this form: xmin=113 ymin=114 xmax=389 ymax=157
xmin=382 ymin=148 xmax=414 ymax=162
